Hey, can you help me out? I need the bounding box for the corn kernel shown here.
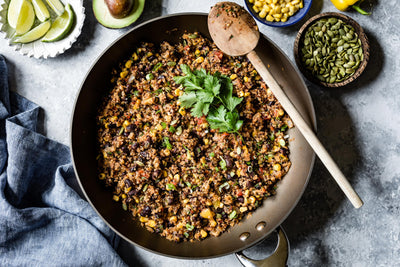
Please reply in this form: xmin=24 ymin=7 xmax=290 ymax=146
xmin=195 ymin=49 xmax=201 ymax=56
xmin=204 ymin=139 xmax=209 ymax=145
xmin=147 ymin=220 xmax=156 ymax=228
xmin=209 ymin=220 xmax=217 ymax=227
xmin=121 ymin=194 xmax=127 ymax=199
xmin=244 ymin=92 xmax=250 ymax=97
xmin=206 ymin=200 xmax=212 ymax=206
xmin=183 ymin=198 xmax=189 ymax=204
xmin=196 ymin=56 xmax=204 ymax=63
xmin=238 ymin=91 xmax=244 ymax=97
xmin=179 ymin=107 xmax=186 ymax=116
xmin=124 ymin=187 xmax=132 ymax=193
xmin=200 ymin=229 xmax=208 ymax=238
xmin=240 ymin=207 xmax=248 ymax=213
xmin=120 ymin=70 xmax=128 ymax=78
xmin=230 ymin=74 xmax=238 ymax=80
xmin=177 ymin=222 xmax=185 ymax=229
xmin=278 ymin=109 xmax=284 ymax=116
xmin=125 ymin=60 xmax=133 ymax=68
xmin=139 ymin=216 xmax=148 ymax=223
xmin=156 ymin=124 xmax=163 ymax=131
xmin=147 ymin=52 xmax=153 ymax=57
xmin=244 ymin=76 xmax=249 ymax=83
xmin=169 ymin=216 xmax=177 ymax=223
xmin=113 ymin=195 xmax=119 ymax=202
xmin=273 ymin=163 xmax=281 ymax=171
xmin=163 ymin=170 xmax=168 ymax=177
xmin=132 ymin=53 xmax=138 ymax=61
xmin=123 ymin=120 xmax=130 ymax=127
xmin=174 ymin=88 xmax=181 ymax=96
xmin=200 ymin=208 xmax=214 ymax=219
xmin=99 ymin=173 xmax=106 ymax=180
xmin=249 ymin=196 xmax=256 ymax=204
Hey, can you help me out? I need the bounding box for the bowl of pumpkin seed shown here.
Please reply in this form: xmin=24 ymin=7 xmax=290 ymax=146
xmin=294 ymin=12 xmax=369 ymax=87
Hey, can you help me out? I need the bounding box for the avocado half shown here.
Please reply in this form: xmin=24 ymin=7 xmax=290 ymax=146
xmin=93 ymin=0 xmax=145 ymax=29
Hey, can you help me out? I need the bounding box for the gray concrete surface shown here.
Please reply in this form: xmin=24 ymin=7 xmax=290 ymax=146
xmin=1 ymin=0 xmax=399 ymax=266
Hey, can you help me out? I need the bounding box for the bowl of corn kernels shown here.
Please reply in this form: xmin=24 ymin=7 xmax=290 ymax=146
xmin=244 ymin=0 xmax=312 ymax=27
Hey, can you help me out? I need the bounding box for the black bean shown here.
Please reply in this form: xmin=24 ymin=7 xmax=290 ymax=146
xmin=157 ymin=75 xmax=165 ymax=80
xmin=131 ymin=142 xmax=138 ymax=150
xmin=140 ymin=151 xmax=148 ymax=159
xmin=126 ymin=124 xmax=135 ymax=132
xmin=148 ymin=55 xmax=155 ymax=61
xmin=237 ymin=196 xmax=244 ymax=203
xmin=152 ymin=170 xmax=161 ymax=179
xmin=224 ymin=155 xmax=233 ymax=168
xmin=166 ymin=196 xmax=174 ymax=205
xmin=129 ymin=166 xmax=137 ymax=172
xmin=140 ymin=206 xmax=151 ymax=217
xmin=128 ymin=188 xmax=138 ymax=197
xmin=121 ymin=146 xmax=129 ymax=154
xmin=124 ymin=179 xmax=133 ymax=187
xmin=221 ymin=212 xmax=228 ymax=219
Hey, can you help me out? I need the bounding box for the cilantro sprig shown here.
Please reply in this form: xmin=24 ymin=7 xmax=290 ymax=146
xmin=173 ymin=64 xmax=243 ymax=134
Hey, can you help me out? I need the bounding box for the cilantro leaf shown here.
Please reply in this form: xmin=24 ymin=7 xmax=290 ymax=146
xmin=179 ymin=91 xmax=197 ymax=108
xmin=180 ymin=64 xmax=192 ymax=76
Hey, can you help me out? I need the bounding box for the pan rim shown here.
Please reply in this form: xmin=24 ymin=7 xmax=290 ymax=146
xmin=70 ymin=12 xmax=316 ymax=259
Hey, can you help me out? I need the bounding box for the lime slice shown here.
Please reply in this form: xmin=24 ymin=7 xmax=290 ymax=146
xmin=13 ymin=20 xmax=51 ymax=43
xmin=15 ymin=0 xmax=35 ymax=35
xmin=45 ymin=0 xmax=64 ymax=16
xmin=31 ymin=0 xmax=50 ymax=22
xmin=42 ymin=4 xmax=74 ymax=42
xmin=7 ymin=0 xmax=23 ymax=29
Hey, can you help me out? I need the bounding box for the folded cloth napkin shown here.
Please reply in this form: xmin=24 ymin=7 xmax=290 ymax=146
xmin=0 ymin=55 xmax=126 ymax=266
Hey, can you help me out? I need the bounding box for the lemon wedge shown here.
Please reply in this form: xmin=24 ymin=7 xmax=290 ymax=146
xmin=42 ymin=4 xmax=74 ymax=42
xmin=13 ymin=20 xmax=51 ymax=43
xmin=15 ymin=0 xmax=35 ymax=35
xmin=31 ymin=0 xmax=50 ymax=22
xmin=45 ymin=0 xmax=64 ymax=16
xmin=7 ymin=0 xmax=23 ymax=29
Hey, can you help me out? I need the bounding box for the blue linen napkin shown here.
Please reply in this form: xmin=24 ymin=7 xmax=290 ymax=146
xmin=0 ymin=55 xmax=126 ymax=266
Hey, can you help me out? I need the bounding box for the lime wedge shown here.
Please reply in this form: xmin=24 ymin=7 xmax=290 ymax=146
xmin=31 ymin=0 xmax=50 ymax=22
xmin=13 ymin=20 xmax=51 ymax=43
xmin=45 ymin=0 xmax=64 ymax=16
xmin=7 ymin=0 xmax=23 ymax=29
xmin=15 ymin=0 xmax=35 ymax=35
xmin=42 ymin=4 xmax=74 ymax=42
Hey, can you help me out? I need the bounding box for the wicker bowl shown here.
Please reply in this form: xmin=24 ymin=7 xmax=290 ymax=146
xmin=294 ymin=12 xmax=369 ymax=87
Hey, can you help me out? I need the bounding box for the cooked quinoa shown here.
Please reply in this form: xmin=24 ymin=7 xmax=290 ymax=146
xmin=96 ymin=32 xmax=293 ymax=242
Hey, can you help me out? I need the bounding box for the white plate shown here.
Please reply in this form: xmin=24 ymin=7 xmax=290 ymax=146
xmin=0 ymin=0 xmax=85 ymax=59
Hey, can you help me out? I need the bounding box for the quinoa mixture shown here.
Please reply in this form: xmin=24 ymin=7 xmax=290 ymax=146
xmin=96 ymin=32 xmax=293 ymax=242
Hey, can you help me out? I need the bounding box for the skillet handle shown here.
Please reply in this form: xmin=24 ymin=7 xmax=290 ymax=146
xmin=235 ymin=226 xmax=289 ymax=267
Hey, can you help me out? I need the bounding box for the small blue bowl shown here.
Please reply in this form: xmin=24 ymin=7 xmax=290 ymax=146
xmin=244 ymin=0 xmax=313 ymax=27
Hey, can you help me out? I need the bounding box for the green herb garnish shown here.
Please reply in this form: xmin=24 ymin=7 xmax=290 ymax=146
xmin=153 ymin=62 xmax=162 ymax=72
xmin=166 ymin=183 xmax=177 ymax=191
xmin=163 ymin=137 xmax=172 ymax=150
xmin=132 ymin=90 xmax=139 ymax=96
xmin=169 ymin=126 xmax=176 ymax=133
xmin=219 ymin=156 xmax=227 ymax=170
xmin=161 ymin=122 xmax=167 ymax=129
xmin=209 ymin=152 xmax=215 ymax=158
xmin=167 ymin=61 xmax=176 ymax=67
xmin=146 ymin=73 xmax=154 ymax=80
xmin=174 ymin=64 xmax=243 ymax=135
xmin=219 ymin=181 xmax=230 ymax=192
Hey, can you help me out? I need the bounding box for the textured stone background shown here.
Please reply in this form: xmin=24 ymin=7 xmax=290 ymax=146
xmin=1 ymin=0 xmax=399 ymax=266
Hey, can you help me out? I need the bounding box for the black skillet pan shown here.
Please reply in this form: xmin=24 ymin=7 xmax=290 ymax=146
xmin=70 ymin=13 xmax=316 ymax=263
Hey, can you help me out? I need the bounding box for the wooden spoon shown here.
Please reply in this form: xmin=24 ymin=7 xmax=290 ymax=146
xmin=208 ymin=2 xmax=363 ymax=208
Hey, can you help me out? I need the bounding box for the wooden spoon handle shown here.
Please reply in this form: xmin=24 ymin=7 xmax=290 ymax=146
xmin=247 ymin=50 xmax=363 ymax=209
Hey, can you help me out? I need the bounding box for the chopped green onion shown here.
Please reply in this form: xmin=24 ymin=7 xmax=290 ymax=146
xmin=185 ymin=224 xmax=195 ymax=231
xmin=279 ymin=139 xmax=286 ymax=147
xmin=133 ymin=90 xmax=139 ymax=96
xmin=166 ymin=183 xmax=176 ymax=191
xmin=185 ymin=181 xmax=192 ymax=188
xmin=122 ymin=203 xmax=127 ymax=211
xmin=280 ymin=125 xmax=288 ymax=131
xmin=219 ymin=156 xmax=227 ymax=170
xmin=218 ymin=181 xmax=230 ymax=192
xmin=167 ymin=61 xmax=176 ymax=67
xmin=175 ymin=126 xmax=183 ymax=136
xmin=146 ymin=73 xmax=154 ymax=80
xmin=161 ymin=122 xmax=167 ymax=129
xmin=183 ymin=232 xmax=189 ymax=238
xmin=269 ymin=132 xmax=275 ymax=141
xmin=188 ymin=33 xmax=198 ymax=38
xmin=153 ymin=62 xmax=162 ymax=71
xmin=209 ymin=152 xmax=215 ymax=158
xmin=119 ymin=127 xmax=124 ymax=135
xmin=143 ymin=184 xmax=148 ymax=192
xmin=229 ymin=210 xmax=237 ymax=219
